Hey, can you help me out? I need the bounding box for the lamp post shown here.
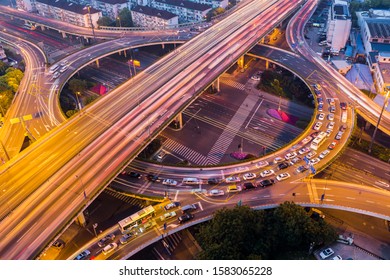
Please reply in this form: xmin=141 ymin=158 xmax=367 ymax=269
xmin=75 ymin=91 xmax=81 ymax=110
xmin=86 ymin=6 xmax=96 ymax=43
xmin=117 ymin=16 xmax=122 ymax=28
xmin=368 ymin=86 xmax=390 ymax=154
xmin=92 ymin=223 xmax=98 ymax=237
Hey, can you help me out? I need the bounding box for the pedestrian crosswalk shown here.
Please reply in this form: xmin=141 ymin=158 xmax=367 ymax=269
xmin=152 ymin=232 xmax=183 ymax=260
xmin=103 ymin=188 xmax=148 ymax=208
xmin=163 ymin=138 xmax=208 ymax=166
xmin=219 ymin=77 xmax=246 ymax=91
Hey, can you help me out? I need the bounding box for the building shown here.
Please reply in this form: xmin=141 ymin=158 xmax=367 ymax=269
xmin=326 ymin=0 xmax=351 ymax=53
xmin=16 ymin=0 xmax=37 ymax=12
xmin=35 ymin=0 xmax=102 ymax=28
xmin=131 ymin=5 xmax=178 ymax=28
xmin=191 ymin=0 xmax=228 ymax=9
xmin=373 ymin=52 xmax=390 ymax=94
xmin=0 ymin=44 xmax=8 ymax=63
xmin=152 ymin=0 xmax=212 ymax=23
xmin=91 ymin=0 xmax=129 ymax=19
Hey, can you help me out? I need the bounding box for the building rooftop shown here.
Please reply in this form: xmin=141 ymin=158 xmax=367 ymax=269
xmin=132 ymin=5 xmax=177 ymax=20
xmin=36 ymin=0 xmax=100 ymax=15
xmin=154 ymin=0 xmax=211 ymax=12
xmin=367 ymin=20 xmax=390 ymax=39
xmin=95 ymin=0 xmax=128 ymax=4
xmin=371 ymin=43 xmax=390 ymax=52
xmin=378 ymin=62 xmax=390 ymax=84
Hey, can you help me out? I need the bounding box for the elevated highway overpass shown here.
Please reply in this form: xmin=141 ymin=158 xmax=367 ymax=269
xmin=0 ymin=0 xmax=305 ymax=259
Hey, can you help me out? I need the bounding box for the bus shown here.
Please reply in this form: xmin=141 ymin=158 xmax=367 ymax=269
xmin=341 ymin=111 xmax=347 ymax=123
xmin=118 ymin=205 xmax=155 ymax=234
xmin=310 ymin=131 xmax=328 ymax=151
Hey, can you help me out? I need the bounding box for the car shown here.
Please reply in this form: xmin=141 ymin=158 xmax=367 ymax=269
xmin=256 ymin=161 xmax=269 ymax=168
xmin=296 ymin=165 xmax=309 ymax=173
xmin=160 ymin=211 xmax=177 ymax=221
xmin=313 ymin=122 xmax=322 ymax=131
xmin=301 ymin=136 xmax=313 ymax=145
xmin=319 ymin=149 xmax=330 ymax=159
xmin=257 ymin=179 xmax=275 ymax=187
xmin=60 ymin=60 xmax=68 ymax=66
xmin=227 ymin=185 xmax=242 ymax=193
xmin=162 ymin=179 xmax=178 ymax=186
xmin=273 ymin=157 xmax=284 ymax=164
xmin=140 ymin=221 xmax=153 ymax=232
xmin=335 ymin=131 xmax=343 ymax=140
xmin=242 ymin=182 xmax=256 ymax=190
xmin=327 ymin=121 xmax=335 ymax=130
xmin=243 ymin=173 xmax=256 ymax=180
xmin=327 ymin=113 xmax=334 ymax=121
xmin=277 ymin=162 xmax=289 ymax=170
xmin=314 ymin=89 xmax=322 ymax=97
xmin=332 ymin=255 xmax=342 ymax=260
xmin=52 ymin=72 xmax=60 ymax=79
xmin=74 ymin=249 xmax=91 ymax=260
xmin=122 ymin=171 xmax=142 ymax=179
xmin=276 ymin=172 xmax=291 ymax=181
xmin=298 ymin=147 xmax=311 ymax=154
xmin=317 ymin=113 xmax=325 ymax=120
xmin=314 ymin=84 xmax=322 ymax=90
xmin=340 ymin=102 xmax=347 ymax=110
xmin=207 ymin=178 xmax=221 ymax=185
xmin=325 ymin=128 xmax=333 ymax=137
xmin=329 ymin=106 xmax=336 ymax=113
xmin=52 ymin=240 xmax=65 ymax=249
xmin=119 ymin=233 xmax=134 ymax=244
xmin=251 ymin=75 xmax=260 ymax=81
xmin=339 ymin=124 xmax=347 ymax=132
xmin=206 ymin=189 xmax=225 ymax=196
xmin=318 ymin=104 xmax=323 ymax=111
xmin=146 ymin=174 xmax=159 ymax=182
xmin=102 ymin=242 xmax=118 ymax=255
xmin=310 ymin=158 xmax=320 ymax=165
xmin=327 ymin=98 xmax=335 ymax=106
xmin=178 ymin=213 xmax=194 ymax=224
xmin=260 ymin=169 xmax=274 ymax=177
xmin=98 ymin=233 xmax=115 ymax=247
xmin=225 ymin=176 xmax=241 ymax=183
xmin=164 ymin=201 xmax=180 ymax=210
xmin=328 ymin=140 xmax=337 ymax=150
xmin=59 ymin=65 xmax=68 ymax=73
xmin=156 ymin=152 xmax=164 ymax=160
xmin=284 ymin=152 xmax=297 ymax=160
xmin=289 ymin=156 xmax=301 ymax=165
xmin=317 ymin=97 xmax=324 ymax=105
xmin=306 ymin=151 xmax=317 ymax=159
xmin=319 ymin=248 xmax=335 ymax=259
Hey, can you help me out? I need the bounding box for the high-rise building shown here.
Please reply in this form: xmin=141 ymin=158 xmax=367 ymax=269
xmin=326 ymin=0 xmax=352 ymax=53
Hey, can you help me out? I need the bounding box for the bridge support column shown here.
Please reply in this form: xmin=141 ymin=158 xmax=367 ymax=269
xmin=40 ymin=25 xmax=45 ymax=31
xmin=61 ymin=31 xmax=67 ymax=38
xmin=212 ymin=78 xmax=220 ymax=92
xmin=123 ymin=50 xmax=127 ymax=58
xmin=95 ymin=59 xmax=99 ymax=68
xmin=162 ymin=43 xmax=165 ymax=49
xmin=76 ymin=212 xmax=87 ymax=227
xmin=237 ymin=56 xmax=245 ymax=69
xmin=265 ymin=59 xmax=269 ymax=69
xmin=173 ymin=112 xmax=183 ymax=130
xmin=365 ymin=121 xmax=371 ymax=130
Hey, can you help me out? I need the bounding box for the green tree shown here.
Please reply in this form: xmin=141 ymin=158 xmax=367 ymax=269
xmin=97 ymin=16 xmax=114 ymax=27
xmin=68 ymin=78 xmax=88 ymax=95
xmin=66 ymin=109 xmax=78 ymax=118
xmin=270 ymin=79 xmax=285 ymax=97
xmin=118 ymin=8 xmax=133 ymax=27
xmin=0 ymin=61 xmax=8 ymax=76
xmin=0 ymin=88 xmax=13 ymax=116
xmin=0 ymin=68 xmax=24 ymax=93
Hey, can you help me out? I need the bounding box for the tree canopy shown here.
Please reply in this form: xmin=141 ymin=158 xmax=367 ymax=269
xmin=118 ymin=8 xmax=133 ymax=27
xmin=97 ymin=16 xmax=115 ymax=27
xmin=196 ymin=202 xmax=337 ymax=260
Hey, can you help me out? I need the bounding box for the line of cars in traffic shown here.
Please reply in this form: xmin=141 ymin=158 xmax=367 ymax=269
xmin=48 ymin=60 xmax=69 ymax=81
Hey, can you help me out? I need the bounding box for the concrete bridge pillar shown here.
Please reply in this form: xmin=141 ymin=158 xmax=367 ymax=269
xmin=95 ymin=59 xmax=99 ymax=68
xmin=123 ymin=50 xmax=127 ymax=58
xmin=40 ymin=25 xmax=45 ymax=31
xmin=237 ymin=56 xmax=245 ymax=69
xmin=212 ymin=77 xmax=220 ymax=92
xmin=173 ymin=112 xmax=183 ymax=130
xmin=265 ymin=59 xmax=269 ymax=69
xmin=365 ymin=121 xmax=371 ymax=130
xmin=162 ymin=43 xmax=165 ymax=49
xmin=61 ymin=31 xmax=67 ymax=38
xmin=76 ymin=212 xmax=87 ymax=227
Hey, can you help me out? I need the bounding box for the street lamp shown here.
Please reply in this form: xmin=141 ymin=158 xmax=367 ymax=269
xmin=368 ymin=86 xmax=390 ymax=154
xmin=117 ymin=16 xmax=122 ymax=28
xmin=75 ymin=91 xmax=81 ymax=110
xmin=85 ymin=6 xmax=96 ymax=43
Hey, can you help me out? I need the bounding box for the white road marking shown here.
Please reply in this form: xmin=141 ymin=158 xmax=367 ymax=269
xmin=346 ymin=197 xmax=356 ymax=200
xmin=174 ymin=190 xmax=179 ymax=201
xmin=197 ymin=201 xmax=203 ymax=211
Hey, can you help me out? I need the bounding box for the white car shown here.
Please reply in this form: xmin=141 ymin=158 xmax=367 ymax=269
xmin=225 ymin=176 xmax=241 ymax=183
xmin=327 ymin=113 xmax=334 ymax=121
xmin=162 ymin=179 xmax=178 ymax=186
xmin=317 ymin=113 xmax=325 ymax=120
xmin=260 ymin=169 xmax=274 ymax=178
xmin=276 ymin=172 xmax=290 ymax=181
xmin=319 ymin=248 xmax=334 ymax=259
xmin=301 ymin=136 xmax=313 ymax=145
xmin=160 ymin=211 xmax=177 ymax=221
xmin=273 ymin=157 xmax=284 ymax=164
xmin=59 ymin=65 xmax=68 ymax=73
xmin=332 ymin=255 xmax=342 ymax=260
xmin=319 ymin=149 xmax=330 ymax=159
xmin=164 ymin=202 xmax=180 ymax=210
xmin=327 ymin=121 xmax=335 ymax=130
xmin=243 ymin=173 xmax=256 ymax=180
xmin=298 ymin=147 xmax=310 ymax=154
xmin=102 ymin=243 xmax=118 ymax=255
xmin=60 ymin=60 xmax=68 ymax=67
xmin=207 ymin=189 xmax=225 ymax=197
xmin=310 ymin=158 xmax=320 ymax=165
xmin=284 ymin=152 xmax=297 ymax=160
xmin=327 ymin=98 xmax=335 ymax=106
xmin=306 ymin=151 xmax=317 ymax=159
xmin=313 ymin=122 xmax=322 ymax=131
xmin=256 ymin=161 xmax=269 ymax=168
xmin=325 ymin=129 xmax=333 ymax=137
xmin=52 ymin=72 xmax=60 ymax=79
xmin=289 ymin=156 xmax=301 ymax=165
xmin=251 ymin=75 xmax=260 ymax=81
